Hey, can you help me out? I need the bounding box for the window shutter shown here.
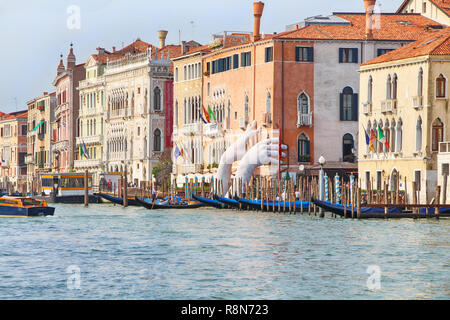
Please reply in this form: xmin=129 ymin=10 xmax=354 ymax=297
xmin=352 ymin=93 xmax=359 ymax=121
xmin=295 ymin=47 xmax=300 ymax=62
xmin=241 ymin=53 xmax=245 ymax=67
xmin=352 ymin=48 xmax=358 ymax=63
xmin=339 ymin=48 xmax=344 ymax=63
xmin=340 ymin=93 xmax=344 ymax=121
xmin=307 ymin=47 xmax=314 ymax=62
xmin=377 ymin=49 xmax=382 ymax=57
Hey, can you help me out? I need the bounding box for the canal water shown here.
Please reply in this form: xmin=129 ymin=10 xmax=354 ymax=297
xmin=0 ymin=204 xmax=448 ymax=300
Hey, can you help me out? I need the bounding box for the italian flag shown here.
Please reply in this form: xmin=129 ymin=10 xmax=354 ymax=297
xmin=377 ymin=125 xmax=390 ymax=150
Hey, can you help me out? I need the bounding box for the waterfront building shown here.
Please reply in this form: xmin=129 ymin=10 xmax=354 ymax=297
xmin=397 ymin=0 xmax=450 ymax=25
xmin=358 ymin=27 xmax=450 ymax=203
xmin=0 ymin=111 xmax=28 ymax=192
xmin=173 ymin=1 xmax=442 ymax=183
xmin=52 ymin=45 xmax=85 ymax=173
xmin=25 ymin=92 xmax=56 ymax=191
xmin=103 ymin=35 xmax=186 ymax=185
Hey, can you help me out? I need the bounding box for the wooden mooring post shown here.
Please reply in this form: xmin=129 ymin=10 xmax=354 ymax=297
xmin=84 ymin=170 xmax=89 ymax=207
xmin=123 ymin=168 xmax=128 ymax=208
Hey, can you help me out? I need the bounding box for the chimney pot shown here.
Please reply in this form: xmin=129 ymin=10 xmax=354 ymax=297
xmin=364 ymin=0 xmax=377 ymax=40
xmin=157 ymin=30 xmax=168 ymax=48
xmin=112 ymin=46 xmax=116 ymax=53
xmin=253 ymin=2 xmax=265 ymax=42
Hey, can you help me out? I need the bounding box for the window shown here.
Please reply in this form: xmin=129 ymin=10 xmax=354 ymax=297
xmin=368 ymin=76 xmax=373 ymax=104
xmin=432 ymin=118 xmax=444 ymax=151
xmin=340 ymin=87 xmax=358 ymax=121
xmin=233 ymin=54 xmax=239 ymax=69
xmin=416 ymin=117 xmax=422 ymax=152
xmin=212 ymin=57 xmax=232 ymax=74
xmin=376 ymin=171 xmax=382 ymax=190
xmin=241 ymin=52 xmax=251 ymax=67
xmin=297 ymin=93 xmax=310 ymax=127
xmin=386 ymin=75 xmax=392 ymax=99
xmin=175 ymin=100 xmax=178 ymax=125
xmin=415 ymin=170 xmax=421 ymax=191
xmin=390 ymin=120 xmax=396 ymax=152
xmin=206 ymin=62 xmax=210 ymax=74
xmin=339 ymin=48 xmax=358 ymax=63
xmin=153 ymin=129 xmax=161 ymax=152
xmin=265 ymin=47 xmax=273 ymax=62
xmin=343 ymin=134 xmax=355 ymax=162
xmin=392 ymin=74 xmax=398 ymax=100
xmin=365 ymin=172 xmax=371 ymax=191
xmin=295 ymin=47 xmax=313 ymax=62
xmin=297 ymin=133 xmax=310 ymax=163
xmin=184 ymin=66 xmax=187 ymax=80
xmin=266 ymin=93 xmax=271 ymax=113
xmin=436 ymin=74 xmax=446 ymax=98
xmin=244 ymin=96 xmax=249 ymax=125
xmin=175 ymin=68 xmax=178 ymax=82
xmin=154 ymin=87 xmax=161 ymax=111
xmin=395 ymin=119 xmax=403 ymax=153
xmin=418 ymin=68 xmax=423 ymax=97
xmin=377 ymin=49 xmax=394 ymax=56
xmin=423 ymin=2 xmax=427 ymax=13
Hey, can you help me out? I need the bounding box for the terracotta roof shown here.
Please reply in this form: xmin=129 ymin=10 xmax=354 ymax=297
xmin=0 ymin=110 xmax=28 ymax=121
xmin=159 ymin=44 xmax=182 ymax=59
xmin=362 ymin=27 xmax=450 ymax=66
xmin=115 ymin=39 xmax=153 ymax=55
xmin=277 ymin=13 xmax=443 ymax=41
xmin=91 ymin=53 xmax=123 ymax=64
xmin=397 ymin=0 xmax=450 ymax=17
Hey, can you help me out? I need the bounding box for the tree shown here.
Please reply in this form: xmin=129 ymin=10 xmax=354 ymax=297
xmin=152 ymin=161 xmax=172 ymax=189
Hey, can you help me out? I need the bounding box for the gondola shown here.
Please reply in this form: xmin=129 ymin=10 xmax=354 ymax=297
xmin=236 ymin=197 xmax=310 ymax=212
xmin=98 ymin=193 xmax=142 ymax=206
xmin=134 ymin=197 xmax=204 ymax=210
xmin=213 ymin=195 xmax=242 ymax=209
xmin=311 ymin=198 xmax=450 ymax=219
xmin=192 ymin=195 xmax=227 ymax=209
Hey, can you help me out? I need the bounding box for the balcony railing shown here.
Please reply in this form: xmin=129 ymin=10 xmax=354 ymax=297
xmin=181 ymin=164 xmax=202 ymax=174
xmin=362 ymin=102 xmax=372 ymax=115
xmin=52 ymin=140 xmax=69 ymax=152
xmin=181 ymin=122 xmax=203 ymax=136
xmin=109 ymin=108 xmax=126 ymax=119
xmin=76 ymin=135 xmax=102 ymax=146
xmin=78 ymin=76 xmax=105 ymax=90
xmin=74 ymin=159 xmax=102 ymax=169
xmin=297 ymin=113 xmax=312 ymax=127
xmin=381 ymin=99 xmax=397 ymax=114
xmin=439 ymin=142 xmax=450 ymax=154
xmin=412 ymin=96 xmax=423 ymax=109
xmin=204 ymin=123 xmax=219 ymax=138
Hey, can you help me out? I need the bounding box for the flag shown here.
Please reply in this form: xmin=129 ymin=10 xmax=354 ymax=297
xmin=32 ymin=120 xmax=44 ymax=132
xmin=62 ymin=122 xmax=66 ymax=128
xmin=0 ymin=160 xmax=4 ymax=167
xmin=208 ymin=105 xmax=216 ymax=121
xmin=363 ymin=126 xmax=370 ymax=146
xmin=202 ymin=106 xmax=210 ymax=123
xmin=369 ymin=129 xmax=376 ymax=152
xmin=80 ymin=140 xmax=90 ymax=159
xmin=198 ymin=110 xmax=207 ymax=124
xmin=174 ymin=146 xmax=181 ymax=159
xmin=377 ymin=125 xmax=389 ymax=149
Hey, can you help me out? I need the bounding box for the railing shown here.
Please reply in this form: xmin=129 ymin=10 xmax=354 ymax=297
xmin=81 ymin=107 xmax=102 ymax=117
xmin=297 ymin=113 xmax=312 ymax=127
xmin=78 ymin=76 xmax=105 ymax=90
xmin=412 ymin=96 xmax=423 ymax=109
xmin=110 ymin=108 xmax=126 ymax=119
xmin=52 ymin=140 xmax=69 ymax=151
xmin=55 ymin=103 xmax=69 ymax=119
xmin=181 ymin=122 xmax=203 ymax=136
xmin=76 ymin=135 xmax=102 ymax=146
xmin=381 ymin=99 xmax=397 ymax=113
xmin=362 ymin=103 xmax=372 ymax=115
xmin=204 ymin=123 xmax=219 ymax=137
xmin=181 ymin=164 xmax=202 ymax=174
xmin=439 ymin=142 xmax=450 ymax=153
xmin=74 ymin=159 xmax=102 ymax=169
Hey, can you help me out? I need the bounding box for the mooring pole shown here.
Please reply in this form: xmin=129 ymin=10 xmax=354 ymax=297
xmin=84 ymin=170 xmax=89 ymax=207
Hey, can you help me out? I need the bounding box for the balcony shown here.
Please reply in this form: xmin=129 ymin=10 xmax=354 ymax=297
xmin=204 ymin=123 xmax=220 ymax=138
xmin=81 ymin=107 xmax=102 ymax=117
xmin=74 ymin=159 xmax=102 ymax=169
xmin=439 ymin=142 xmax=450 ymax=154
xmin=25 ymin=155 xmax=34 ymax=165
xmin=53 ymin=140 xmax=69 ymax=152
xmin=78 ymin=76 xmax=105 ymax=90
xmin=297 ymin=113 xmax=312 ymax=127
xmin=109 ymin=108 xmax=126 ymax=119
xmin=55 ymin=103 xmax=69 ymax=119
xmin=412 ymin=96 xmax=423 ymax=109
xmin=76 ymin=135 xmax=102 ymax=146
xmin=381 ymin=99 xmax=397 ymax=114
xmin=262 ymin=112 xmax=272 ymax=126
xmin=362 ymin=102 xmax=372 ymax=115
xmin=181 ymin=164 xmax=202 ymax=174
xmin=181 ymin=122 xmax=203 ymax=136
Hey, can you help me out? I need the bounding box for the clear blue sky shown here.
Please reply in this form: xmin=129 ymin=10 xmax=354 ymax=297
xmin=0 ymin=0 xmax=404 ymax=113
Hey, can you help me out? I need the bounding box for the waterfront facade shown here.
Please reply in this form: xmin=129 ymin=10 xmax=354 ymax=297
xmin=25 ymin=92 xmax=56 ymax=191
xmin=397 ymin=0 xmax=450 ymax=25
xmin=52 ymin=45 xmax=85 ymax=173
xmin=358 ymin=27 xmax=450 ymax=203
xmin=0 ymin=111 xmax=28 ymax=192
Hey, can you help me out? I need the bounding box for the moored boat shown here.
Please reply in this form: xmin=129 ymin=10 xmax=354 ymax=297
xmin=98 ymin=193 xmax=141 ymax=206
xmin=192 ymin=195 xmax=227 ymax=209
xmin=0 ymin=197 xmax=55 ymax=217
xmin=135 ymin=197 xmax=204 ymax=209
xmin=213 ymin=195 xmax=241 ymax=208
xmin=237 ymin=197 xmax=310 ymax=212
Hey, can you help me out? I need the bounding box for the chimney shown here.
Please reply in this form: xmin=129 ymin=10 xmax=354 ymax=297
xmin=158 ymin=30 xmax=168 ymax=48
xmin=112 ymin=46 xmax=116 ymax=53
xmin=97 ymin=47 xmax=105 ymax=55
xmin=364 ymin=0 xmax=376 ymax=40
xmin=253 ymin=1 xmax=265 ymax=42
xmin=181 ymin=41 xmax=187 ymax=54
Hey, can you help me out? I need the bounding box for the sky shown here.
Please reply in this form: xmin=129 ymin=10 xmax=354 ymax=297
xmin=0 ymin=0 xmax=404 ymax=113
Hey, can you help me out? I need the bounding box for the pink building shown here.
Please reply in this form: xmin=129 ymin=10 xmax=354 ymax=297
xmin=52 ymin=45 xmax=85 ymax=172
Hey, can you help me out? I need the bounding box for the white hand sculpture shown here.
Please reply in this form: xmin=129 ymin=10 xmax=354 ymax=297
xmin=215 ymin=120 xmax=260 ymax=196
xmin=235 ymin=137 xmax=288 ymax=189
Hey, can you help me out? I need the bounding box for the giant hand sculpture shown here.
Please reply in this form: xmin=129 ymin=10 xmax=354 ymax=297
xmin=235 ymin=138 xmax=287 ymax=189
xmin=215 ymin=120 xmax=259 ymax=196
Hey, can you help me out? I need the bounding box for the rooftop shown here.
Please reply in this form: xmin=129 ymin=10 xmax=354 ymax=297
xmin=397 ymin=0 xmax=450 ymax=17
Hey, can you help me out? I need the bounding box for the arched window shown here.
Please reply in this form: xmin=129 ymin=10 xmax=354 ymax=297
xmin=418 ymin=68 xmax=423 ymax=97
xmin=80 ymin=120 xmax=83 ymax=138
xmin=368 ymin=76 xmax=373 ymax=104
xmin=392 ymin=74 xmax=398 ymax=100
xmin=340 ymin=87 xmax=357 ymax=121
xmin=174 ymin=100 xmax=178 ymax=125
xmin=154 ymin=87 xmax=161 ymax=111
xmin=343 ymin=133 xmax=354 ymax=162
xmin=436 ymin=74 xmax=446 ymax=98
xmin=396 ymin=119 xmax=403 ymax=153
xmin=386 ymin=75 xmax=392 ymax=99
xmin=416 ymin=117 xmax=422 ymax=152
xmin=297 ymin=92 xmax=310 ymax=127
xmin=390 ymin=119 xmax=396 ymax=152
xmin=227 ymin=101 xmax=231 ymax=129
xmin=432 ymin=118 xmax=444 ymax=151
xmin=266 ymin=92 xmax=271 ymax=113
xmin=175 ymin=67 xmax=178 ymax=82
xmin=297 ymin=133 xmax=310 ymax=163
xmin=384 ymin=119 xmax=390 ymax=153
xmin=244 ymin=96 xmax=249 ymax=125
xmin=391 ymin=169 xmax=399 ymax=192
xmin=153 ymin=129 xmax=161 ymax=152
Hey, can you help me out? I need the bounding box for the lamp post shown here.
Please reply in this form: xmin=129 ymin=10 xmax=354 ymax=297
xmin=318 ymin=156 xmax=326 ymax=217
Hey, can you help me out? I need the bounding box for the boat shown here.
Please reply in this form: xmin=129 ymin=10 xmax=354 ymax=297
xmin=310 ymin=198 xmax=450 ymax=219
xmin=0 ymin=197 xmax=55 ymax=217
xmin=236 ymin=197 xmax=310 ymax=212
xmin=134 ymin=197 xmax=204 ymax=209
xmin=40 ymin=173 xmax=100 ymax=203
xmin=192 ymin=195 xmax=227 ymax=209
xmin=213 ymin=195 xmax=241 ymax=209
xmin=98 ymin=193 xmax=142 ymax=206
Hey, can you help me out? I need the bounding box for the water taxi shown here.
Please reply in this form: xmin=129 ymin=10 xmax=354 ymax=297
xmin=0 ymin=197 xmax=55 ymax=217
xmin=40 ymin=173 xmax=100 ymax=203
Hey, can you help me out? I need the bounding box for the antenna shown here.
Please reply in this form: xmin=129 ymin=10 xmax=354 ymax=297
xmin=190 ymin=21 xmax=195 ymax=40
